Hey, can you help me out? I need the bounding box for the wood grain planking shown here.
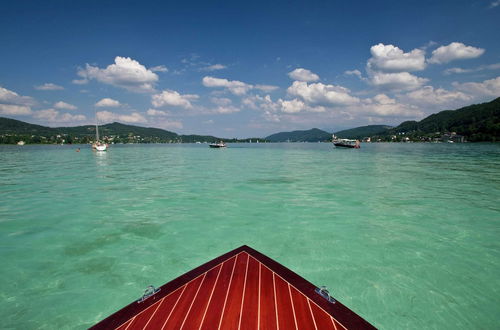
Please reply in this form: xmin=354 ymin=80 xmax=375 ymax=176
xmin=309 ymin=300 xmax=337 ymax=330
xmin=274 ymin=274 xmax=297 ymax=330
xmin=121 ymin=296 xmax=164 ymax=330
xmin=259 ymin=264 xmax=278 ymax=330
xmin=178 ymin=264 xmax=223 ymax=329
xmin=115 ymin=318 xmax=133 ymax=330
xmin=289 ymin=286 xmax=317 ymax=330
xmin=138 ymin=287 xmax=184 ymax=330
xmin=218 ymin=253 xmax=250 ymax=329
xmin=159 ymin=275 xmax=204 ymax=329
xmin=239 ymin=256 xmax=260 ymax=330
xmin=199 ymin=256 xmax=237 ymax=330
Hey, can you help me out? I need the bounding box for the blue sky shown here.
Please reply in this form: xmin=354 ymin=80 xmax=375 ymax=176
xmin=1 ymin=0 xmax=499 ymax=137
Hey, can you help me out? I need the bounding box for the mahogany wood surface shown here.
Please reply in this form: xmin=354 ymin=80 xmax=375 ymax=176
xmin=91 ymin=245 xmax=375 ymax=329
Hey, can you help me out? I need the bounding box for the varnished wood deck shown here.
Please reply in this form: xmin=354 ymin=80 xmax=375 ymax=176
xmin=91 ymin=245 xmax=375 ymax=329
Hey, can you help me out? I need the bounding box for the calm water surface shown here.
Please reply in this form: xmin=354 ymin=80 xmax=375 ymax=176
xmin=1 ymin=143 xmax=499 ymax=329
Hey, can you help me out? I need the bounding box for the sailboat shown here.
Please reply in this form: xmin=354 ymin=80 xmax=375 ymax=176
xmin=92 ymin=112 xmax=107 ymax=152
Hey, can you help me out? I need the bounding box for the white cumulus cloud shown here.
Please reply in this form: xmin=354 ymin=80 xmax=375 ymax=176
xmin=367 ymin=43 xmax=426 ymax=72
xmin=150 ymin=65 xmax=168 ymax=72
xmin=369 ymin=71 xmax=428 ymax=91
xmin=287 ymin=81 xmax=360 ymax=106
xmin=288 ymin=68 xmax=320 ymax=82
xmin=155 ymin=119 xmax=183 ymax=130
xmin=77 ymin=56 xmax=159 ymax=93
xmin=34 ymin=83 xmax=64 ymax=91
xmin=202 ymin=64 xmax=227 ymax=71
xmin=452 ymin=76 xmax=500 ymax=97
xmin=0 ymin=104 xmax=32 ymax=115
xmin=404 ymin=86 xmax=472 ymax=106
xmin=357 ymin=94 xmax=423 ymax=117
xmin=95 ymin=98 xmax=121 ymax=107
xmin=33 ymin=109 xmax=86 ymax=123
xmin=202 ymin=76 xmax=253 ymax=95
xmin=54 ymin=101 xmax=77 ymax=110
xmin=0 ymin=86 xmax=35 ymax=115
xmin=279 ymin=99 xmax=307 ymax=113
xmin=96 ymin=111 xmax=147 ymax=123
xmin=152 ymin=90 xmax=199 ymax=109
xmin=0 ymin=86 xmax=36 ymax=106
xmin=428 ymin=42 xmax=485 ymax=64
xmin=146 ymin=109 xmax=169 ymax=116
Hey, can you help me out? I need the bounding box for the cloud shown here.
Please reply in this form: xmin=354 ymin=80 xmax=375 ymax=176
xmin=211 ymin=105 xmax=240 ymax=114
xmin=54 ymin=101 xmax=77 ymax=110
xmin=369 ymin=71 xmax=428 ymax=91
xmin=344 ymin=69 xmax=365 ymax=80
xmin=202 ymin=76 xmax=253 ymax=95
xmin=146 ymin=109 xmax=169 ymax=116
xmin=0 ymin=86 xmax=35 ymax=115
xmin=95 ymin=98 xmax=121 ymax=107
xmin=34 ymin=83 xmax=64 ymax=91
xmin=77 ymin=56 xmax=159 ymax=92
xmin=96 ymin=111 xmax=147 ymax=123
xmin=452 ymin=76 xmax=500 ymax=97
xmin=404 ymin=86 xmax=472 ymax=106
xmin=367 ymin=43 xmax=426 ymax=72
xmin=278 ymin=99 xmax=307 ymax=113
xmin=210 ymin=97 xmax=232 ymax=106
xmin=72 ymin=79 xmax=88 ymax=85
xmin=255 ymin=84 xmax=279 ymax=92
xmin=288 ymin=68 xmax=320 ymax=82
xmin=0 ymin=87 xmax=36 ymax=106
xmin=150 ymin=65 xmax=168 ymax=72
xmin=287 ymin=81 xmax=360 ymax=106
xmin=443 ymin=62 xmax=500 ymax=75
xmin=357 ymin=94 xmax=423 ymax=117
xmin=152 ymin=90 xmax=199 ymax=109
xmin=428 ymin=42 xmax=485 ymax=64
xmin=202 ymin=64 xmax=227 ymax=71
xmin=0 ymin=104 xmax=32 ymax=115
xmin=489 ymin=0 xmax=500 ymax=8
xmin=202 ymin=76 xmax=278 ymax=96
xmin=33 ymin=109 xmax=86 ymax=123
xmin=154 ymin=119 xmax=183 ymax=130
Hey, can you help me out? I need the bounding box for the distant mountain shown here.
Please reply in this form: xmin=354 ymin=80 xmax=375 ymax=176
xmin=334 ymin=125 xmax=392 ymax=139
xmin=0 ymin=118 xmax=227 ymax=144
xmin=0 ymin=117 xmax=59 ymax=136
xmin=265 ymin=128 xmax=332 ymax=142
xmin=389 ymin=97 xmax=500 ymax=141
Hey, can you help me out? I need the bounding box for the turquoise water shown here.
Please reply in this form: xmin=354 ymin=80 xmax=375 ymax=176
xmin=1 ymin=143 xmax=499 ymax=329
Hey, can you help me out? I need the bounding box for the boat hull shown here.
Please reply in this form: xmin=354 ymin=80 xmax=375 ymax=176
xmin=91 ymin=245 xmax=375 ymax=329
xmin=334 ymin=143 xmax=360 ymax=148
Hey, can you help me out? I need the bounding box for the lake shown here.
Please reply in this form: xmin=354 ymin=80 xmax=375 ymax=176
xmin=0 ymin=142 xmax=499 ymax=329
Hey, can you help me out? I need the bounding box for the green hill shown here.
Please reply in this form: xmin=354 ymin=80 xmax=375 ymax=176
xmin=0 ymin=118 xmax=231 ymax=144
xmin=265 ymin=128 xmax=332 ymax=142
xmin=389 ymin=97 xmax=500 ymax=141
xmin=334 ymin=125 xmax=392 ymax=139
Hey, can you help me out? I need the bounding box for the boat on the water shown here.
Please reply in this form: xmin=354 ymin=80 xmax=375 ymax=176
xmin=209 ymin=141 xmax=227 ymax=148
xmin=92 ymin=112 xmax=107 ymax=152
xmin=333 ymin=136 xmax=360 ymax=149
xmin=91 ymin=245 xmax=375 ymax=329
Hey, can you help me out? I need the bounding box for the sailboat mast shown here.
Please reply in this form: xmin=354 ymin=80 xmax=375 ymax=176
xmin=95 ymin=109 xmax=100 ymax=142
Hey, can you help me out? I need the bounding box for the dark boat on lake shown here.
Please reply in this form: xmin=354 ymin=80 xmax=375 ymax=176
xmin=91 ymin=245 xmax=375 ymax=329
xmin=333 ymin=139 xmax=360 ymax=149
xmin=209 ymin=141 xmax=227 ymax=148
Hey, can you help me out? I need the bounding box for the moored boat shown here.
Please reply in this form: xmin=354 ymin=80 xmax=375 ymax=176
xmin=333 ymin=136 xmax=360 ymax=149
xmin=209 ymin=141 xmax=227 ymax=148
xmin=92 ymin=111 xmax=107 ymax=152
xmin=91 ymin=245 xmax=375 ymax=329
